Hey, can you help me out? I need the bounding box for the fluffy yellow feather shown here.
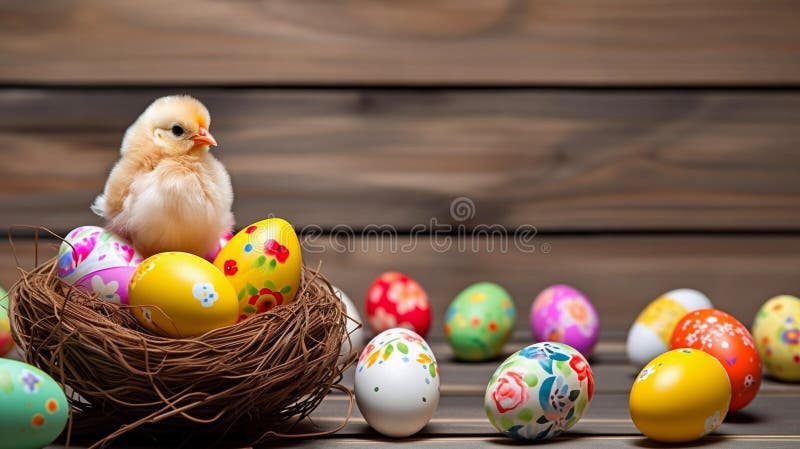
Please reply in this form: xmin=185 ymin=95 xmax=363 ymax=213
xmin=92 ymin=95 xmax=234 ymax=258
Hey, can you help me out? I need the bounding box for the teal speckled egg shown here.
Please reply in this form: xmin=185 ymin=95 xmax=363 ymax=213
xmin=445 ymin=282 xmax=515 ymax=361
xmin=0 ymin=359 xmax=69 ymax=449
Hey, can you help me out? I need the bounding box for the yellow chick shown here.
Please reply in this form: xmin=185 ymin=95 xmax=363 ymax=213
xmin=92 ymin=95 xmax=234 ymax=258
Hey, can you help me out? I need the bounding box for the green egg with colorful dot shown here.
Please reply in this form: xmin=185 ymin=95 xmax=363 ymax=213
xmin=0 ymin=358 xmax=69 ymax=449
xmin=445 ymin=282 xmax=516 ymax=361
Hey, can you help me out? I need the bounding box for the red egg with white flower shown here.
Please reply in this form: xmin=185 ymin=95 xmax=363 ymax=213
xmin=670 ymin=309 xmax=761 ymax=411
xmin=365 ymin=272 xmax=432 ymax=338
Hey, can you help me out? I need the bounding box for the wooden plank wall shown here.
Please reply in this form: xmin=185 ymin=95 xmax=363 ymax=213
xmin=2 ymin=0 xmax=799 ymax=330
xmin=3 ymin=2 xmax=800 ymax=448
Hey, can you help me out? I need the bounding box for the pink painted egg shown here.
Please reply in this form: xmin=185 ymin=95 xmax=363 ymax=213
xmin=74 ymin=266 xmax=137 ymax=305
xmin=204 ymin=231 xmax=234 ymax=262
xmin=57 ymin=226 xmax=142 ymax=285
xmin=530 ymin=285 xmax=600 ymax=358
xmin=365 ymin=272 xmax=432 ymax=338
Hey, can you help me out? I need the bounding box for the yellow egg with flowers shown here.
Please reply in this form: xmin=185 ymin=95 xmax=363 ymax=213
xmin=129 ymin=252 xmax=238 ymax=338
xmin=213 ymin=218 xmax=302 ymax=322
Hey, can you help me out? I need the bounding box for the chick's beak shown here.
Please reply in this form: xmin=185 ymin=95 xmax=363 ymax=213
xmin=191 ymin=127 xmax=217 ymax=148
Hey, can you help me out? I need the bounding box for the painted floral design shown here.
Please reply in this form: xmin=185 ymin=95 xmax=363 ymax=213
xmin=368 ymin=306 xmax=398 ymax=331
xmin=533 ymin=289 xmax=555 ymax=313
xmin=245 ymin=288 xmax=283 ymax=315
xmin=223 ymin=259 xmax=238 ymax=276
xmin=520 ymin=342 xmax=571 ymax=375
xmin=519 ymin=342 xmax=565 ymax=360
xmin=491 ymin=371 xmax=529 ymax=413
xmin=487 ymin=343 xmax=592 ymax=442
xmin=782 ymin=328 xmax=799 ymax=345
xmin=90 ymin=275 xmax=120 ymax=304
xmin=358 ymin=329 xmax=437 ymax=378
xmin=264 ymin=239 xmax=290 ymax=264
xmin=359 ymin=342 xmax=376 ymax=364
xmin=236 ymin=280 xmax=292 ymax=319
xmin=744 ymin=374 xmax=755 ymax=388
xmin=539 ymin=375 xmax=575 ymax=421
xmin=58 ymin=229 xmax=100 ymax=278
xmin=387 ymin=280 xmax=429 ymax=314
xmin=569 ymin=354 xmax=594 ymax=401
xmin=368 ymin=285 xmax=385 ymax=304
xmin=637 ymin=365 xmax=656 ymax=382
xmin=19 ymin=369 xmax=42 ymax=394
xmin=558 ymin=298 xmax=597 ymax=337
xmin=112 ymin=242 xmax=138 ymax=264
xmin=129 ymin=259 xmax=157 ymax=290
xmin=192 ymin=283 xmax=219 ymax=308
xmin=704 ymin=410 xmax=723 ymax=434
xmin=401 ymin=330 xmax=427 ymax=346
xmin=469 ymin=292 xmax=487 ymax=303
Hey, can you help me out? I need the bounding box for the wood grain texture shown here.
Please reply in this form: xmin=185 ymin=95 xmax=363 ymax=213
xmin=37 ymin=340 xmax=800 ymax=446
xmin=2 ymin=89 xmax=800 ymax=233
xmin=2 ymin=0 xmax=800 ymax=85
xmin=4 ymin=234 xmax=799 ymax=330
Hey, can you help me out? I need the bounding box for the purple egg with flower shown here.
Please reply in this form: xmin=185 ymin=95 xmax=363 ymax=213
xmin=530 ymin=285 xmax=599 ymax=358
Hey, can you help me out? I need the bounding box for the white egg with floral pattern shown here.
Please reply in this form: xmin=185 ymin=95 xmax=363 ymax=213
xmin=485 ymin=342 xmax=594 ymax=441
xmin=355 ymin=328 xmax=440 ymax=437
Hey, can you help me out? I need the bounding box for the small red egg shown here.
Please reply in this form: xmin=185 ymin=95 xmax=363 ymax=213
xmin=365 ymin=272 xmax=432 ymax=338
xmin=670 ymin=309 xmax=761 ymax=411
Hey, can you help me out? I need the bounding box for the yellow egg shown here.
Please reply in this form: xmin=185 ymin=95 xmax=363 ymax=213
xmin=629 ymin=349 xmax=731 ymax=443
xmin=129 ymin=252 xmax=238 ymax=338
xmin=752 ymin=295 xmax=800 ymax=381
xmin=213 ymin=218 xmax=302 ymax=322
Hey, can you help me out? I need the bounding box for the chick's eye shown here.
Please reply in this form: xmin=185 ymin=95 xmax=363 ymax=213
xmin=171 ymin=125 xmax=184 ymax=137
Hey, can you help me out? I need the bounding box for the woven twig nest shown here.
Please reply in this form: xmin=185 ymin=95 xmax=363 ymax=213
xmin=8 ymin=248 xmax=355 ymax=448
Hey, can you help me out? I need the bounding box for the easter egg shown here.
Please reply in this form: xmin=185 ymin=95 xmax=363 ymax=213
xmin=671 ymin=309 xmax=761 ymax=411
xmin=366 ymin=272 xmax=431 ymax=338
xmin=630 ymin=348 xmax=731 ymax=442
xmin=213 ymin=218 xmax=302 ymax=322
xmin=444 ymin=282 xmax=515 ymax=361
xmin=73 ymin=266 xmax=137 ymax=305
xmin=204 ymin=231 xmax=234 ymax=262
xmin=1 ymin=286 xmax=13 ymax=356
xmin=530 ymin=285 xmax=599 ymax=357
xmin=752 ymin=295 xmax=800 ymax=382
xmin=626 ymin=289 xmax=712 ymax=366
xmin=0 ymin=358 xmax=69 ymax=449
xmin=129 ymin=252 xmax=238 ymax=338
xmin=335 ymin=286 xmax=365 ymax=359
xmin=485 ymin=342 xmax=594 ymax=441
xmin=355 ymin=328 xmax=440 ymax=437
xmin=57 ymin=226 xmax=142 ymax=285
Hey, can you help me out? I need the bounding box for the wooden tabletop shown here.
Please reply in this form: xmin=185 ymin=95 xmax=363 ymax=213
xmin=37 ymin=335 xmax=800 ymax=448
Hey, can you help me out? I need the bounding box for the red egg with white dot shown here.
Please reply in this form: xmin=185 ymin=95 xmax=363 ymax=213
xmin=670 ymin=308 xmax=761 ymax=411
xmin=365 ymin=272 xmax=432 ymax=338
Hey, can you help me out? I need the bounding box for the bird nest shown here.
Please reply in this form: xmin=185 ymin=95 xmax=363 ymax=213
xmin=7 ymin=241 xmax=356 ymax=449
